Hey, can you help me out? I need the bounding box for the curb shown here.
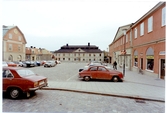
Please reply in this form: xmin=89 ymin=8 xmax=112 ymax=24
xmin=41 ymin=87 xmax=165 ymax=103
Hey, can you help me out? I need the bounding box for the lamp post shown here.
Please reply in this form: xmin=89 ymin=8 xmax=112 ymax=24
xmin=123 ymin=29 xmax=127 ymax=77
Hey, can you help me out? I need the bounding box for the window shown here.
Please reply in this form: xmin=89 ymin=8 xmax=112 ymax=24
xmin=18 ymin=36 xmax=21 ymax=41
xmin=3 ymin=70 xmax=13 ymax=78
xmin=140 ymin=22 xmax=144 ymax=36
xmin=99 ymin=54 xmax=101 ymax=56
xmin=18 ymin=45 xmax=21 ymax=51
xmin=89 ymin=54 xmax=91 ymax=56
xmin=134 ymin=58 xmax=138 ymax=67
xmin=162 ymin=7 xmax=166 ymax=26
xmin=147 ymin=59 xmax=154 ymax=70
xmin=90 ymin=67 xmax=97 ymax=71
xmin=98 ymin=67 xmax=107 ymax=71
xmin=148 ymin=16 xmax=153 ymax=33
xmin=9 ymin=33 xmax=12 ymax=39
xmin=134 ymin=28 xmax=137 ymax=38
xmin=126 ymin=34 xmax=128 ymax=43
xmin=9 ymin=44 xmax=12 ymax=51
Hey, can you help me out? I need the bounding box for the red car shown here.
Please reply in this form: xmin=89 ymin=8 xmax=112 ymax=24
xmin=7 ymin=62 xmax=17 ymax=67
xmin=3 ymin=67 xmax=48 ymax=99
xmin=79 ymin=66 xmax=123 ymax=82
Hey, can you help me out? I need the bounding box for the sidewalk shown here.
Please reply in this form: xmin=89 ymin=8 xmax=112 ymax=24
xmin=43 ymin=64 xmax=165 ymax=102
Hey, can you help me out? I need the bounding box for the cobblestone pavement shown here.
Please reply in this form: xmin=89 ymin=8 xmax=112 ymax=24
xmin=3 ymin=90 xmax=165 ymax=113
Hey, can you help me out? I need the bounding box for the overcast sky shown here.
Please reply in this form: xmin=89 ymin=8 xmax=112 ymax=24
xmin=2 ymin=0 xmax=159 ymax=51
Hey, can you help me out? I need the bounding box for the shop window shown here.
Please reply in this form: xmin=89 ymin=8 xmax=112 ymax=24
xmin=147 ymin=59 xmax=154 ymax=70
xmin=146 ymin=47 xmax=154 ymax=71
xmin=134 ymin=58 xmax=138 ymax=67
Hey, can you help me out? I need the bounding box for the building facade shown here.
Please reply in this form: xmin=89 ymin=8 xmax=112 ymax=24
xmin=109 ymin=2 xmax=166 ymax=79
xmin=3 ymin=25 xmax=27 ymax=61
xmin=54 ymin=43 xmax=104 ymax=62
xmin=26 ymin=46 xmax=53 ymax=61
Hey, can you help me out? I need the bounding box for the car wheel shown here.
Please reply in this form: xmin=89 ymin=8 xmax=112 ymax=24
xmin=112 ymin=76 xmax=119 ymax=82
xmin=84 ymin=76 xmax=90 ymax=81
xmin=9 ymin=88 xmax=21 ymax=99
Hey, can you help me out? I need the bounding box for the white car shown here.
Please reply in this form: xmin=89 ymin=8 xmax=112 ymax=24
xmin=79 ymin=61 xmax=111 ymax=72
xmin=44 ymin=61 xmax=56 ymax=67
xmin=3 ymin=61 xmax=8 ymax=67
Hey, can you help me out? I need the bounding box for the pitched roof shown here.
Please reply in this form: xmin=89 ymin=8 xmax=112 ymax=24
xmin=3 ymin=25 xmax=15 ymax=37
xmin=3 ymin=25 xmax=27 ymax=44
xmin=54 ymin=44 xmax=103 ymax=53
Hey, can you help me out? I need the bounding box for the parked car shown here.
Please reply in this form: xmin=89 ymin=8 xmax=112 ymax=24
xmin=13 ymin=61 xmax=23 ymax=67
xmin=79 ymin=61 xmax=111 ymax=72
xmin=41 ymin=60 xmax=46 ymax=65
xmin=44 ymin=61 xmax=56 ymax=67
xmin=34 ymin=61 xmax=41 ymax=66
xmin=2 ymin=66 xmax=48 ymax=99
xmin=22 ymin=61 xmax=36 ymax=67
xmin=79 ymin=65 xmax=123 ymax=82
xmin=3 ymin=61 xmax=8 ymax=67
xmin=7 ymin=62 xmax=17 ymax=67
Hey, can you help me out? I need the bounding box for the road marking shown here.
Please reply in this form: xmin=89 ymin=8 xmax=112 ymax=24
xmin=66 ymin=74 xmax=78 ymax=81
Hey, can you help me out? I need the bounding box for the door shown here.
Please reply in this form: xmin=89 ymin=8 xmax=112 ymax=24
xmin=97 ymin=67 xmax=110 ymax=80
xmin=160 ymin=59 xmax=165 ymax=79
xmin=140 ymin=58 xmax=143 ymax=69
xmin=89 ymin=67 xmax=98 ymax=79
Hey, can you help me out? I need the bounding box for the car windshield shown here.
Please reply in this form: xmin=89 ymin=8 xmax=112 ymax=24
xmin=16 ymin=69 xmax=35 ymax=77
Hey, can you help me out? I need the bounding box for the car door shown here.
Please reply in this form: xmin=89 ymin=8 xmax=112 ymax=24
xmin=97 ymin=67 xmax=110 ymax=80
xmin=89 ymin=67 xmax=98 ymax=79
xmin=3 ymin=69 xmax=14 ymax=91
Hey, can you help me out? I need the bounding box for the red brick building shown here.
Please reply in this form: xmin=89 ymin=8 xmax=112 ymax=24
xmin=109 ymin=2 xmax=166 ymax=79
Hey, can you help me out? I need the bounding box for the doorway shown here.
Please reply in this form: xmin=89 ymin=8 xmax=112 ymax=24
xmin=160 ymin=59 xmax=165 ymax=79
xmin=140 ymin=58 xmax=143 ymax=69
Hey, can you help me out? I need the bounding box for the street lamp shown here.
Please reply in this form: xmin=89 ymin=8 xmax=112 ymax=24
xmin=122 ymin=29 xmax=127 ymax=77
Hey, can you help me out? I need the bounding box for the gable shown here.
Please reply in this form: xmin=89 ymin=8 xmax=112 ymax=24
xmin=74 ymin=48 xmax=86 ymax=53
xmin=3 ymin=25 xmax=27 ymax=44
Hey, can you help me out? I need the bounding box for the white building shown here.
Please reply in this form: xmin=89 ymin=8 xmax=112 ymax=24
xmin=54 ymin=43 xmax=104 ymax=62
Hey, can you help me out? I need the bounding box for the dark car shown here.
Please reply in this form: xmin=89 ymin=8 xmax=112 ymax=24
xmin=79 ymin=65 xmax=123 ymax=82
xmin=34 ymin=61 xmax=41 ymax=66
xmin=22 ymin=61 xmax=36 ymax=67
xmin=3 ymin=67 xmax=48 ymax=99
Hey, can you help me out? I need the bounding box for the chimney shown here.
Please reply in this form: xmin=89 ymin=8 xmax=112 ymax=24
xmin=66 ymin=44 xmax=68 ymax=46
xmin=88 ymin=42 xmax=90 ymax=46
